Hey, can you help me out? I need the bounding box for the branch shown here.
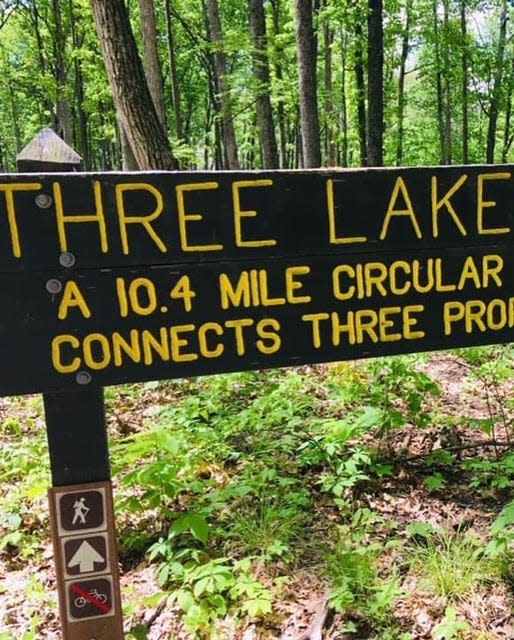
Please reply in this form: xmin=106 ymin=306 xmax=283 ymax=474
xmin=294 ymin=595 xmax=330 ymax=640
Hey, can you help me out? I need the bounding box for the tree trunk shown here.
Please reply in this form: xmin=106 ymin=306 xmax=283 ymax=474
xmin=295 ymin=0 xmax=321 ymax=168
xmin=486 ymin=0 xmax=508 ymax=164
xmin=165 ymin=0 xmax=184 ymax=141
xmin=354 ymin=17 xmax=367 ymax=166
xmin=460 ymin=0 xmax=469 ymax=164
xmin=367 ymin=0 xmax=383 ymax=166
xmin=323 ymin=8 xmax=335 ymax=166
xmin=249 ymin=0 xmax=279 ymax=168
xmin=138 ymin=0 xmax=167 ymax=130
xmin=442 ymin=0 xmax=453 ymax=164
xmin=270 ymin=0 xmax=288 ymax=167
xmin=396 ymin=0 xmax=411 ymax=166
xmin=51 ymin=0 xmax=73 ymax=145
xmin=204 ymin=0 xmax=240 ymax=169
xmin=90 ymin=0 xmax=176 ymax=170
xmin=432 ymin=0 xmax=447 ymax=164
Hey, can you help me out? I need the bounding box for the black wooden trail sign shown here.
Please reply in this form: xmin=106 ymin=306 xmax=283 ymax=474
xmin=2 ymin=163 xmax=514 ymax=396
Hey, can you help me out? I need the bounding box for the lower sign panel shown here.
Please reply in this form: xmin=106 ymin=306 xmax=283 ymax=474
xmin=67 ymin=576 xmax=114 ymax=622
xmin=4 ymin=248 xmax=514 ymax=395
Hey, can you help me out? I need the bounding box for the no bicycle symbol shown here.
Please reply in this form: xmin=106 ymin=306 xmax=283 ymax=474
xmin=67 ymin=577 xmax=114 ymax=621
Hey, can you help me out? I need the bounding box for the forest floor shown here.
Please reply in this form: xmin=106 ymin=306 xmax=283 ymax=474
xmin=1 ymin=349 xmax=514 ymax=639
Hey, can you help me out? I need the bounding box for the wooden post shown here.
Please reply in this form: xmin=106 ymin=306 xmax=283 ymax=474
xmin=16 ymin=128 xmax=124 ymax=640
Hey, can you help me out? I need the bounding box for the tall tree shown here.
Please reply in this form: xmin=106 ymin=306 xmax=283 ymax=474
xmin=486 ymin=0 xmax=508 ymax=163
xmin=90 ymin=0 xmax=176 ymax=169
xmin=367 ymin=0 xmax=383 ymax=166
xmin=396 ymin=0 xmax=412 ymax=165
xmin=295 ymin=0 xmax=321 ymax=167
xmin=204 ymin=0 xmax=240 ymax=169
xmin=138 ymin=0 xmax=167 ymax=129
xmin=249 ymin=0 xmax=279 ymax=168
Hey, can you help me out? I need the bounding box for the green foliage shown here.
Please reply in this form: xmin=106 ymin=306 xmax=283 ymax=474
xmin=432 ymin=606 xmax=471 ymax=640
xmin=325 ymin=509 xmax=401 ymax=629
xmin=407 ymin=523 xmax=497 ymax=599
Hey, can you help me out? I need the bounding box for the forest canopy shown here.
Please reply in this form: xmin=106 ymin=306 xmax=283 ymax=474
xmin=0 ymin=0 xmax=512 ymax=172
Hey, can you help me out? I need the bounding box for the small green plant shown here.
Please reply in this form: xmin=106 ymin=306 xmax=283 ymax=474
xmin=431 ymin=606 xmax=471 ymax=640
xmin=325 ymin=509 xmax=401 ymax=629
xmin=407 ymin=523 xmax=497 ymax=599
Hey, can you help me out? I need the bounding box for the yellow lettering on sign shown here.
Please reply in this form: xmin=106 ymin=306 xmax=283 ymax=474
xmin=0 ymin=183 xmax=42 ymax=258
xmin=198 ymin=323 xmax=224 ymax=358
xmin=116 ymin=183 xmax=167 ymax=254
xmin=256 ymin=318 xmax=281 ymax=354
xmin=233 ymin=180 xmax=276 ymax=247
xmin=302 ymin=313 xmax=330 ymax=348
xmin=431 ymin=175 xmax=468 ymax=237
xmin=53 ymin=181 xmax=108 ymax=253
xmin=51 ymin=335 xmax=81 ymax=373
xmin=225 ymin=318 xmax=254 ymax=355
xmin=176 ymin=182 xmax=223 ymax=251
xmin=444 ymin=298 xmax=514 ymax=335
xmin=142 ymin=328 xmax=170 ymax=364
xmin=57 ymin=281 xmax=92 ymax=319
xmin=380 ymin=176 xmax=422 ymax=240
xmin=477 ymin=173 xmax=511 ymax=235
xmin=285 ymin=266 xmax=311 ymax=303
xmin=219 ymin=272 xmax=251 ymax=309
xmin=326 ymin=179 xmax=367 ymax=244
xmin=112 ymin=330 xmax=141 ymax=366
xmin=170 ymin=324 xmax=198 ymax=362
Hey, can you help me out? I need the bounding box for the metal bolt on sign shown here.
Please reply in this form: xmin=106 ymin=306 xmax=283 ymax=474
xmin=46 ymin=279 xmax=63 ymax=294
xmin=35 ymin=193 xmax=53 ymax=208
xmin=60 ymin=252 xmax=76 ymax=268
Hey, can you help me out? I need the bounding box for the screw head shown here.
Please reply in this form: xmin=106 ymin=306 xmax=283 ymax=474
xmin=45 ymin=279 xmax=62 ymax=294
xmin=35 ymin=193 xmax=53 ymax=209
xmin=59 ymin=252 xmax=76 ymax=268
xmin=76 ymin=371 xmax=92 ymax=385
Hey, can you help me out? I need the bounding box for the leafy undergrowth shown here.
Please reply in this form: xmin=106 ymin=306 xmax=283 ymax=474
xmin=2 ymin=348 xmax=514 ymax=638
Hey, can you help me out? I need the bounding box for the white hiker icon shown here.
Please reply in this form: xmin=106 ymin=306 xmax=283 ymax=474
xmin=72 ymin=497 xmax=90 ymax=525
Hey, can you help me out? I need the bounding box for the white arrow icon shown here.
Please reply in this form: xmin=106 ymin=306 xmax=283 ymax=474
xmin=67 ymin=541 xmax=105 ymax=573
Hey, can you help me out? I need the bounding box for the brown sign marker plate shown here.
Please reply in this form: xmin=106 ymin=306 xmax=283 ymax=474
xmin=62 ymin=533 xmax=109 ymax=578
xmin=49 ymin=481 xmax=123 ymax=640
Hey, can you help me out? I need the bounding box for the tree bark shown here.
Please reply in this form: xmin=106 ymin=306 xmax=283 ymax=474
xmin=354 ymin=17 xmax=367 ymax=166
xmin=367 ymin=0 xmax=383 ymax=166
xmin=460 ymin=0 xmax=469 ymax=164
xmin=138 ymin=0 xmax=167 ymax=130
xmin=165 ymin=0 xmax=184 ymax=141
xmin=396 ymin=0 xmax=411 ymax=166
xmin=486 ymin=0 xmax=508 ymax=164
xmin=323 ymin=8 xmax=335 ymax=166
xmin=204 ymin=0 xmax=240 ymax=169
xmin=90 ymin=0 xmax=176 ymax=170
xmin=295 ymin=0 xmax=321 ymax=168
xmin=249 ymin=0 xmax=279 ymax=168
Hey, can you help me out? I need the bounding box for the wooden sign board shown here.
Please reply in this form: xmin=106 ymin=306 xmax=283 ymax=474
xmin=1 ymin=166 xmax=514 ymax=395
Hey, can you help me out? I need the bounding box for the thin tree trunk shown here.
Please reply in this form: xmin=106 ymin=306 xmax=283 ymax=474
xmin=249 ymin=0 xmax=279 ymax=168
xmin=270 ymin=0 xmax=288 ymax=167
xmin=165 ymin=0 xmax=184 ymax=140
xmin=90 ymin=0 xmax=176 ymax=170
xmin=204 ymin=0 xmax=240 ymax=169
xmin=460 ymin=0 xmax=469 ymax=164
xmin=323 ymin=9 xmax=335 ymax=165
xmin=432 ymin=0 xmax=447 ymax=164
xmin=396 ymin=0 xmax=411 ymax=166
xmin=486 ymin=0 xmax=508 ymax=163
xmin=138 ymin=0 xmax=167 ymax=130
xmin=367 ymin=0 xmax=383 ymax=166
xmin=51 ymin=0 xmax=73 ymax=145
xmin=354 ymin=17 xmax=367 ymax=166
xmin=442 ymin=0 xmax=453 ymax=164
xmin=340 ymin=28 xmax=348 ymax=167
xmin=295 ymin=0 xmax=321 ymax=167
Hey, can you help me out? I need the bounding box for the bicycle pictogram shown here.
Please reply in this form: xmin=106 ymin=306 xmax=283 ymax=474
xmin=73 ymin=588 xmax=108 ymax=608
